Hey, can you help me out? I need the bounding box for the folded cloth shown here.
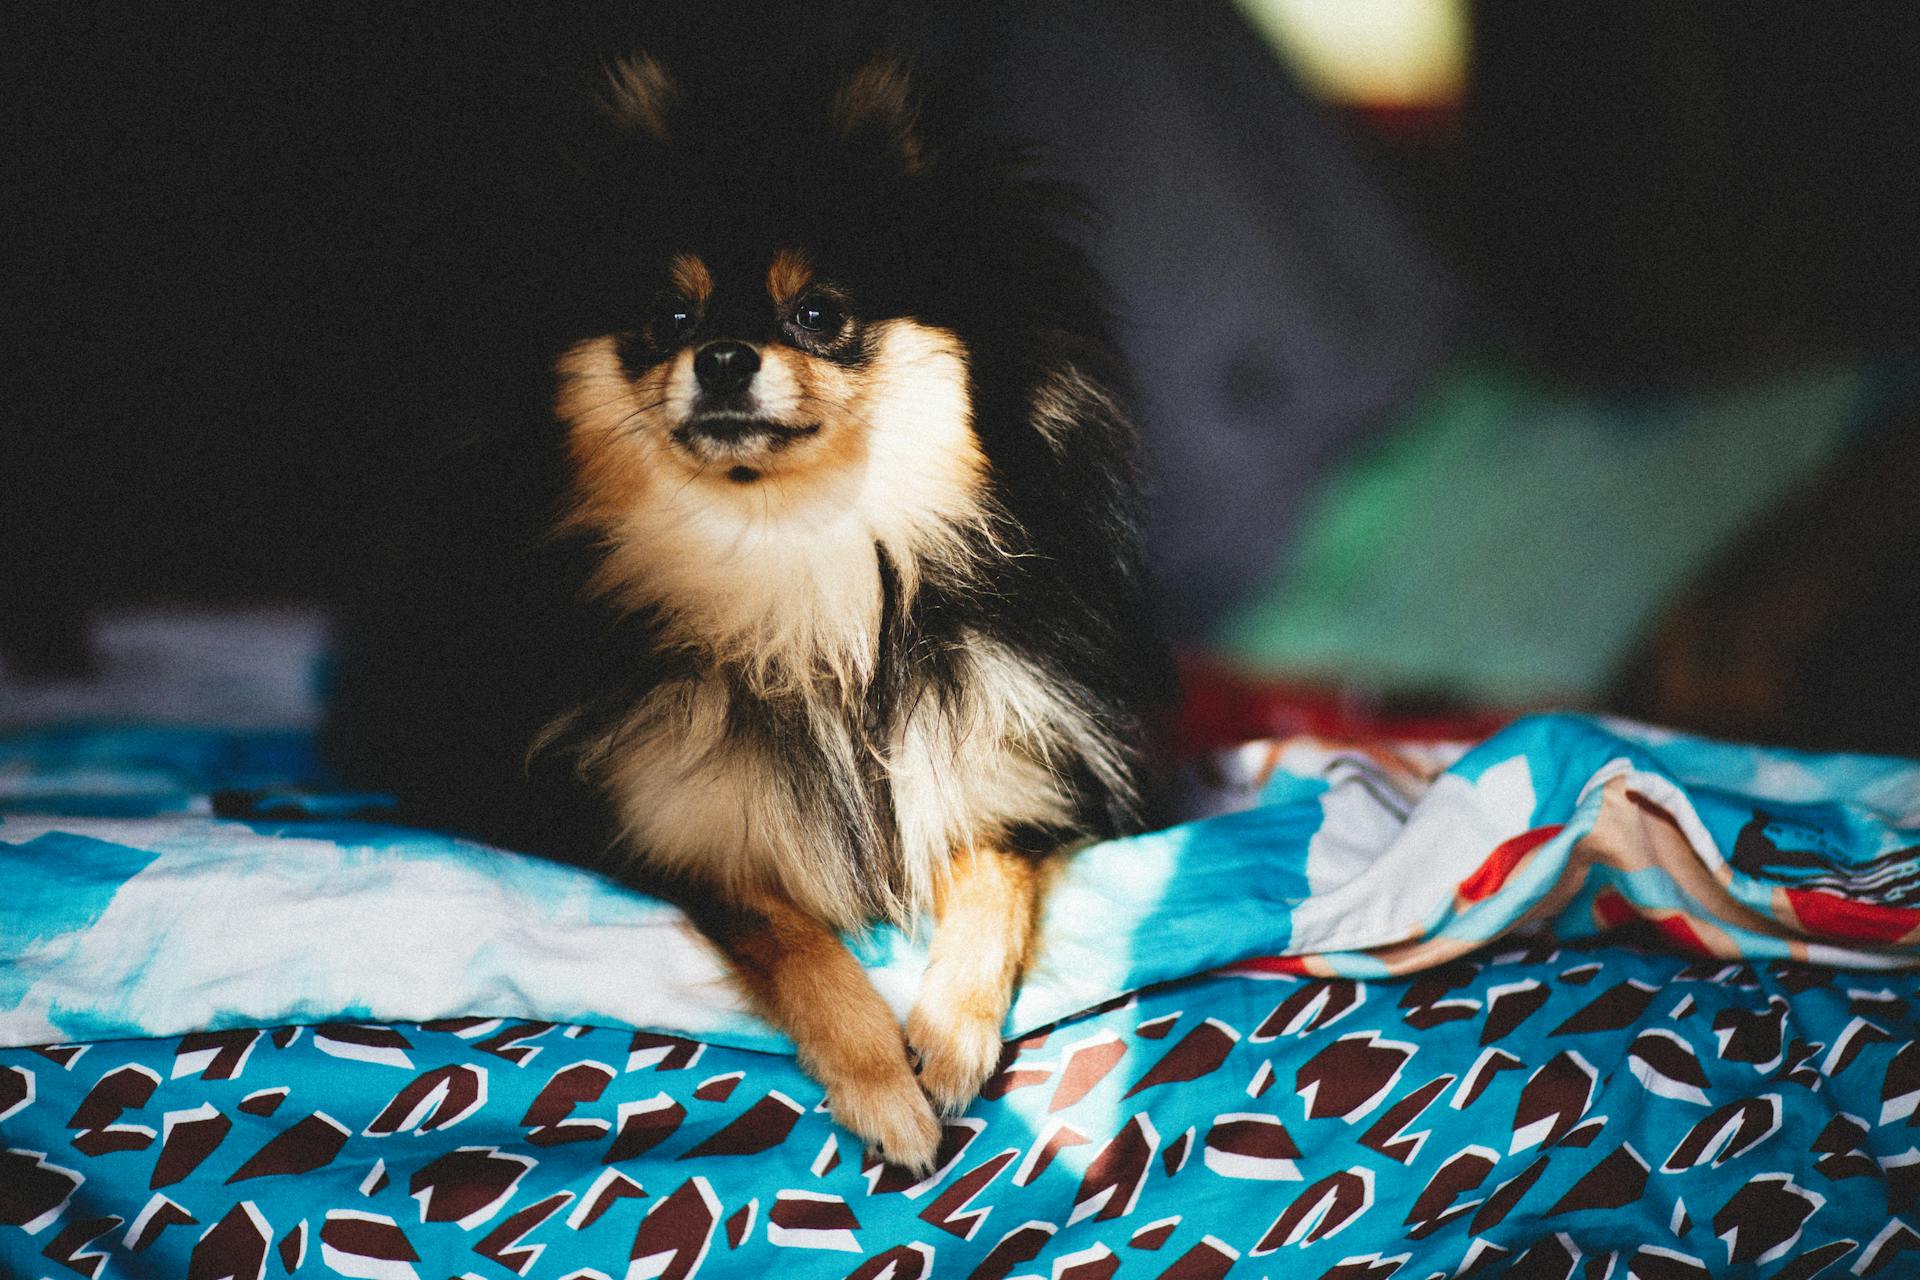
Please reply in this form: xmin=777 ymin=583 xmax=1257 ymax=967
xmin=2 ymin=715 xmax=1917 ymax=1051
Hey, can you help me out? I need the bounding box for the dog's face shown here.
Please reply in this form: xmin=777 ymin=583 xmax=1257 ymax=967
xmin=633 ymin=247 xmax=846 ymax=480
xmin=553 ymin=56 xmax=996 ymax=667
xmin=583 ymin=240 xmax=949 ymax=489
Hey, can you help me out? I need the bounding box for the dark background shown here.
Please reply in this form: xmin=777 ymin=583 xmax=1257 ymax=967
xmin=8 ymin=1 xmax=1920 ymax=739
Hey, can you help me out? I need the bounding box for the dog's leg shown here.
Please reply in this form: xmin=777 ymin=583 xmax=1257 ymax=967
xmin=907 ymin=843 xmax=1040 ymax=1114
xmin=697 ymin=888 xmax=942 ymax=1172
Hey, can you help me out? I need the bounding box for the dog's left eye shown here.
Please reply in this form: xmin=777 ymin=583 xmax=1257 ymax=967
xmin=790 ymin=296 xmax=845 ymax=335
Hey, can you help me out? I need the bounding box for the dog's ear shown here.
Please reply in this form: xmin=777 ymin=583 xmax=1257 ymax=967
xmin=603 ymin=52 xmax=678 ymax=143
xmin=830 ymin=57 xmax=925 ymax=174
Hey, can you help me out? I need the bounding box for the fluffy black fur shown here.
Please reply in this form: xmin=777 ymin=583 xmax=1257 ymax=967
xmin=325 ymin=30 xmax=1169 ymax=903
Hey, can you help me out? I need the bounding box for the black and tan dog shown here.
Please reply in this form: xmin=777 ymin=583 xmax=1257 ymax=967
xmin=329 ymin=44 xmax=1165 ymax=1172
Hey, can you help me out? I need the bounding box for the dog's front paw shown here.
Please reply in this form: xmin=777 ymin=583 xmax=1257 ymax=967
xmin=825 ymin=1057 xmax=943 ymax=1174
xmin=906 ymin=1001 xmax=1005 ymax=1117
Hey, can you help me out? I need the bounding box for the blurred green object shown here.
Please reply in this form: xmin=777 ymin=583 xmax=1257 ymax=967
xmin=1214 ymin=359 xmax=1898 ymax=704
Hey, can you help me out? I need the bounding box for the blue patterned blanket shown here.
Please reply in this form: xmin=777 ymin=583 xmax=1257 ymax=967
xmin=4 ymin=714 xmax=1920 ymax=1277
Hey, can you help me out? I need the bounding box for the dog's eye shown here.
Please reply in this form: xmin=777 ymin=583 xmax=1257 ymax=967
xmin=790 ymin=296 xmax=845 ymax=335
xmin=651 ymin=299 xmax=696 ymax=345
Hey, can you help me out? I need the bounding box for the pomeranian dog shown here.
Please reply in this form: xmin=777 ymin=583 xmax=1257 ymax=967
xmin=328 ymin=39 xmax=1165 ymax=1171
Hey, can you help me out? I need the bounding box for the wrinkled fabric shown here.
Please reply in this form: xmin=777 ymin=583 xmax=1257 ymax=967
xmin=4 ymin=716 xmax=1920 ymax=1275
xmin=4 ymin=716 xmax=1918 ymax=1052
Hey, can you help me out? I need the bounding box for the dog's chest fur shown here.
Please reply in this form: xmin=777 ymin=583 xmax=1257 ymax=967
xmin=579 ymin=634 xmax=1100 ymax=929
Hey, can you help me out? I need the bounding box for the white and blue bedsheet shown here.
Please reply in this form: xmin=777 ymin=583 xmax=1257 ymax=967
xmin=4 ymin=712 xmax=1920 ymax=1277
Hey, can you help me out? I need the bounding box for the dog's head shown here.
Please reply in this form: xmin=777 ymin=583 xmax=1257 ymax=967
xmin=550 ymin=51 xmax=1054 ymax=675
xmin=556 ymin=55 xmax=986 ymax=506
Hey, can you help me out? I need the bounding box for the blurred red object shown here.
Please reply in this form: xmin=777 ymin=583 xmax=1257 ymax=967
xmin=1174 ymin=652 xmax=1514 ymax=755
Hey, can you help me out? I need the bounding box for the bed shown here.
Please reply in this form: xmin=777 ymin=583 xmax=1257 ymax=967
xmin=5 ymin=613 xmax=1919 ymax=1278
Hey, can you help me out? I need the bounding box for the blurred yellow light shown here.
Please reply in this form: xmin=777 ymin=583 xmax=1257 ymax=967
xmin=1234 ymin=0 xmax=1468 ymax=106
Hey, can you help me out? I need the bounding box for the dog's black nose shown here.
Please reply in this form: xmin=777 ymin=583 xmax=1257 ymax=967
xmin=693 ymin=341 xmax=760 ymax=395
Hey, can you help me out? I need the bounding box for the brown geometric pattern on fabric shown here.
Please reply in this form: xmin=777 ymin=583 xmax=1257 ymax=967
xmin=4 ymin=941 xmax=1919 ymax=1276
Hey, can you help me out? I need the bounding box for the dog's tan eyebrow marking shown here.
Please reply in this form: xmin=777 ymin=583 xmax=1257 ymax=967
xmin=670 ymin=253 xmax=714 ymax=304
xmin=767 ymin=248 xmax=814 ymax=306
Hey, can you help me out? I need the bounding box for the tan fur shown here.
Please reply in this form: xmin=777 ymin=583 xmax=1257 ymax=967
xmin=766 ymin=248 xmax=814 ymax=307
xmin=576 ymin=672 xmax=879 ymax=926
xmin=571 ymin=630 xmax=1121 ymax=930
xmin=550 ymin=280 xmax=1128 ymax=1167
xmin=603 ymin=53 xmax=676 ymax=141
xmin=908 ymin=845 xmax=1041 ymax=1112
xmin=556 ymin=321 xmax=991 ymax=692
xmin=703 ymin=887 xmax=941 ymax=1169
xmin=668 ymin=253 xmax=713 ymax=305
xmin=829 ymin=59 xmax=925 ymax=173
xmin=554 ymin=317 xmax=1130 ymax=929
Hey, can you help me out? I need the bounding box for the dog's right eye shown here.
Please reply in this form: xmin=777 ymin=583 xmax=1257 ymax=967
xmin=651 ymin=300 xmax=696 ymax=345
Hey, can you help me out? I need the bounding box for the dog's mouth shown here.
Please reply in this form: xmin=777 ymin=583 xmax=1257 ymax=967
xmin=672 ymin=415 xmax=822 ymax=458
